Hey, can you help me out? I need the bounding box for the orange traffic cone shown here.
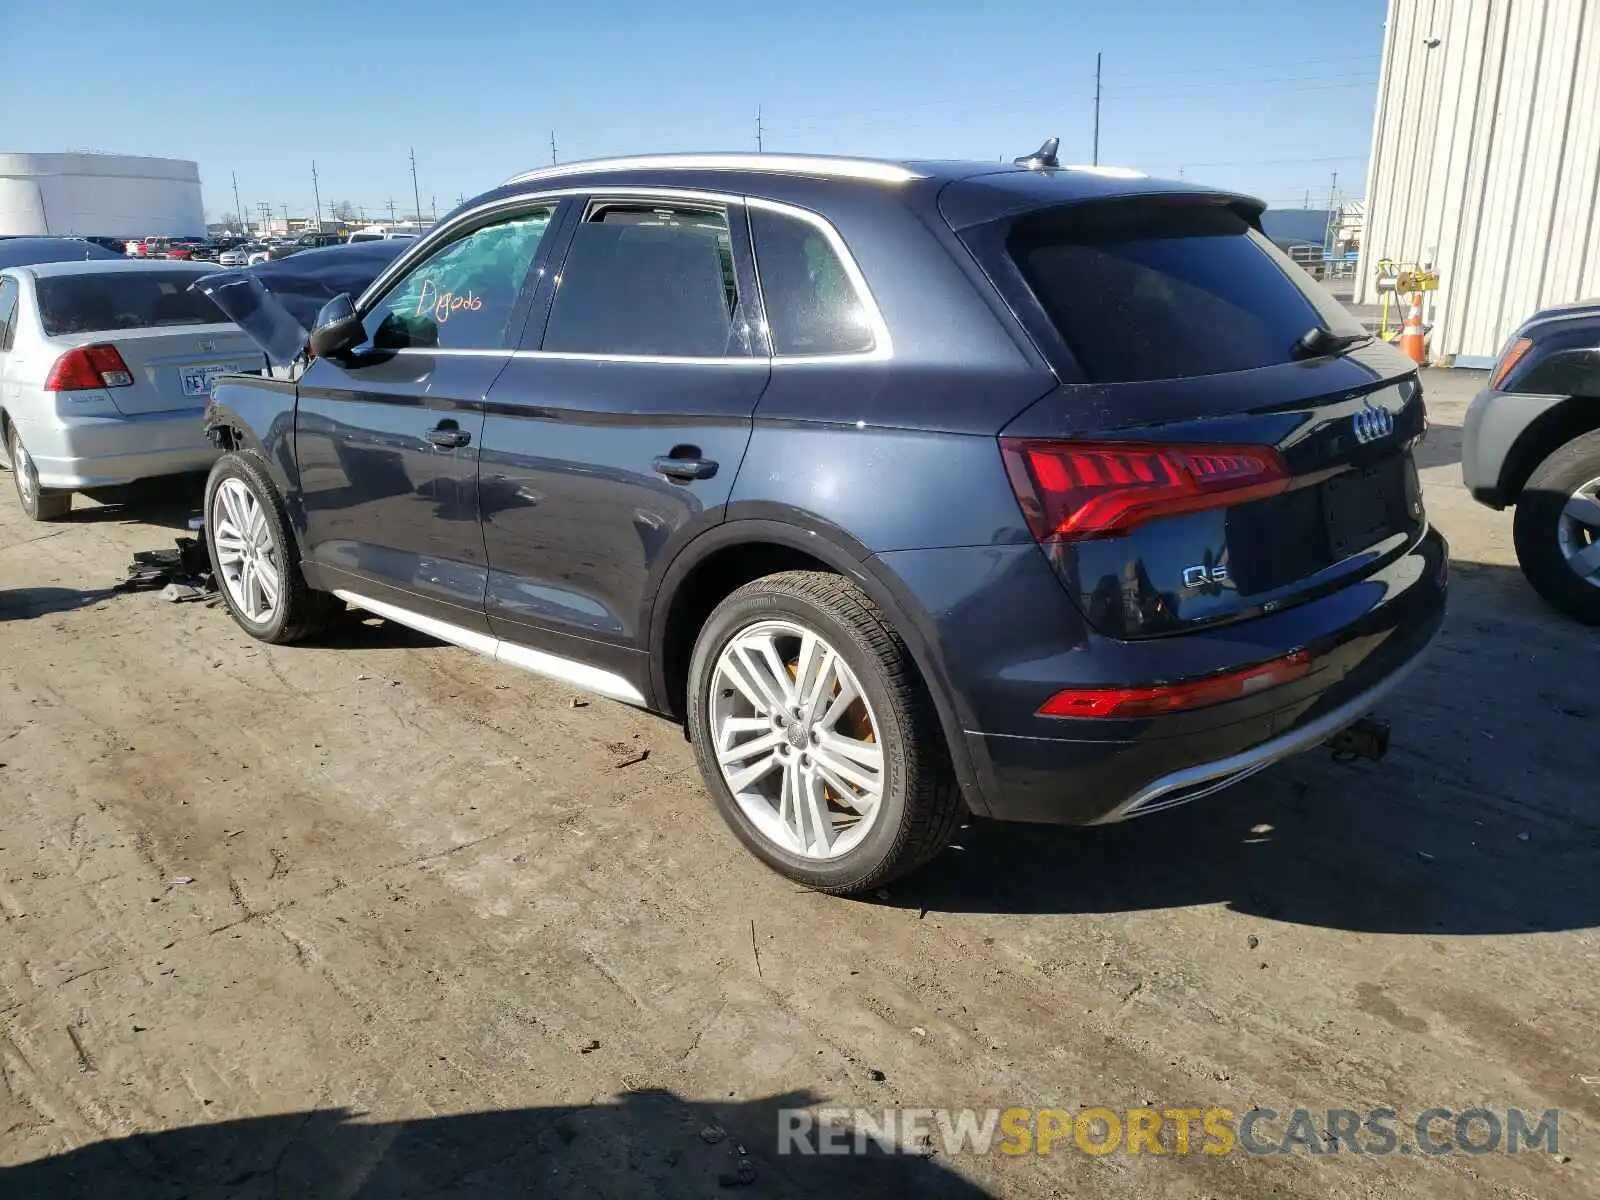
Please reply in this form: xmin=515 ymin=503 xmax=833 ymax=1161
xmin=1399 ymin=291 xmax=1427 ymax=364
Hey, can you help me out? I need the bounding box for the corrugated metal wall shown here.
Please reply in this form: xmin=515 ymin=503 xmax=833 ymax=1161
xmin=1356 ymin=0 xmax=1600 ymax=364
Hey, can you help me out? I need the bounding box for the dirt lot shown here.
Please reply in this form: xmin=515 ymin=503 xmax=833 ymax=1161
xmin=1 ymin=368 xmax=1595 ymax=1198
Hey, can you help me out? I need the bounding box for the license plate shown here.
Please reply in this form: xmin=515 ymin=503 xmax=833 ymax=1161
xmin=181 ymin=363 xmax=252 ymax=397
xmin=1323 ymin=460 xmax=1403 ymax=559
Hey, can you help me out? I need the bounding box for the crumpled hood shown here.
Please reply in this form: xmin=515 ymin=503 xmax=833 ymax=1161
xmin=190 ymin=241 xmax=409 ymax=366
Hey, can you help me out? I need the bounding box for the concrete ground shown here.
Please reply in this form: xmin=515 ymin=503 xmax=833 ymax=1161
xmin=0 ymin=369 xmax=1595 ymax=1198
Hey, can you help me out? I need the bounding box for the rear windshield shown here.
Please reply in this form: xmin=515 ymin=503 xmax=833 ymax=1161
xmin=1006 ymin=203 xmax=1362 ymax=383
xmin=36 ymin=271 xmax=225 ymax=336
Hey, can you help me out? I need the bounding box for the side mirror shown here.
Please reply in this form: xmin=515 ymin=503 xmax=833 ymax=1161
xmin=307 ymin=294 xmax=365 ymax=359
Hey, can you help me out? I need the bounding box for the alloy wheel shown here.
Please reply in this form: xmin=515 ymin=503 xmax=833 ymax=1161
xmin=1557 ymin=474 xmax=1600 ymax=589
xmin=11 ymin=436 xmax=39 ymax=508
xmin=212 ymin=477 xmax=282 ymax=623
xmin=709 ymin=619 xmax=886 ymax=860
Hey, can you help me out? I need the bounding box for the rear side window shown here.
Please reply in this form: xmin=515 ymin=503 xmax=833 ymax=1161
xmin=1007 ymin=204 xmax=1360 ymax=383
xmin=35 ymin=272 xmax=224 ymax=336
xmin=750 ymin=207 xmax=874 ymax=356
xmin=541 ymin=204 xmax=746 ymax=358
xmin=0 ymin=278 xmax=18 ymax=350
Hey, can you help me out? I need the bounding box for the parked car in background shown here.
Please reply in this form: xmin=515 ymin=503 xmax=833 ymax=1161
xmin=0 ymin=238 xmax=124 ymax=270
xmin=0 ymin=260 xmax=262 ymax=520
xmin=193 ymin=149 xmax=1446 ymax=893
xmin=218 ymin=244 xmax=261 ymax=268
xmin=1464 ymin=300 xmax=1600 ymax=623
xmin=263 ymin=232 xmax=347 ymax=262
xmin=346 ymin=227 xmax=420 ymax=244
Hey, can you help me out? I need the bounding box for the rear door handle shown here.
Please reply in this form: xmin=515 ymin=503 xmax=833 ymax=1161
xmin=426 ymin=427 xmax=471 ymax=449
xmin=652 ymin=455 xmax=718 ymax=481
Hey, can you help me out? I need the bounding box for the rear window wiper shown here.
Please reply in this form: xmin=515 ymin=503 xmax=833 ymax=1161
xmin=1290 ymin=326 xmax=1371 ymax=361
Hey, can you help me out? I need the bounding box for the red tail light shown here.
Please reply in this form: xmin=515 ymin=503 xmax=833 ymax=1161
xmin=1000 ymin=440 xmax=1289 ymax=540
xmin=44 ymin=345 xmax=134 ymax=391
xmin=1039 ymin=650 xmax=1312 ymax=718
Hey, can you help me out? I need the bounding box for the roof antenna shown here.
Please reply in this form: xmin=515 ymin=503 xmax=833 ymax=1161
xmin=1015 ymin=137 xmax=1060 ymax=170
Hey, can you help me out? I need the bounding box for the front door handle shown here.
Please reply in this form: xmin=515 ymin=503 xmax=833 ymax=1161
xmin=426 ymin=426 xmax=471 ymax=449
xmin=652 ymin=455 xmax=718 ymax=482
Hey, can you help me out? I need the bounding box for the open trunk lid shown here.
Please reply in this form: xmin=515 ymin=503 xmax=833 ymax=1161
xmin=190 ymin=240 xmax=411 ymax=366
xmin=955 ymin=187 xmax=1429 ymax=638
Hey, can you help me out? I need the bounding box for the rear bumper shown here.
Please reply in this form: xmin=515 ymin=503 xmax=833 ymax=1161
xmin=1461 ymin=387 xmax=1568 ymax=508
xmin=12 ymin=408 xmax=216 ymax=489
xmin=879 ymin=525 xmax=1448 ymax=826
xmin=1088 ymin=640 xmax=1429 ymax=822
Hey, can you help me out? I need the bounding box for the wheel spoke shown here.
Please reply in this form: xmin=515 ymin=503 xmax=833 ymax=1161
xmin=255 ymin=556 xmax=281 ymax=607
xmin=818 ymin=673 xmax=860 ymax=730
xmin=220 ymin=482 xmax=248 ymax=535
xmin=799 ymin=770 xmax=835 ymax=855
xmin=213 ymin=525 xmax=248 ymax=555
xmin=1562 ymin=492 xmax=1600 ymax=528
xmin=818 ymin=732 xmax=883 ymax=773
xmin=813 ymin=739 xmax=882 ymax=800
xmin=724 ymin=749 xmax=782 ymax=794
xmin=718 ymin=728 xmax=785 ymax=767
xmin=730 ymin=637 xmax=790 ymax=714
xmin=1569 ymin=540 xmax=1600 ymax=578
xmin=793 ymin=634 xmax=832 ymax=720
xmin=238 ymin=560 xmax=257 ymax=619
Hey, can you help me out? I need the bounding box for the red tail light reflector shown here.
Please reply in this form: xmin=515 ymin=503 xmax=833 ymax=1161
xmin=1038 ymin=651 xmax=1312 ymax=719
xmin=44 ymin=344 xmax=134 ymax=390
xmin=1000 ymin=440 xmax=1289 ymax=540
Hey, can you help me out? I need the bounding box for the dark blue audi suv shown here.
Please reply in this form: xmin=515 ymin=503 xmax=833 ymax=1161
xmin=194 ymin=145 xmax=1446 ymax=894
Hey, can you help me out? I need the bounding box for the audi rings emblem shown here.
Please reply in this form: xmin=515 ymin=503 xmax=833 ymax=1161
xmin=1353 ymin=403 xmax=1396 ymax=444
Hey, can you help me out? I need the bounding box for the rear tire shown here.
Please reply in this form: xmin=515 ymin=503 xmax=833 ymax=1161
xmin=686 ymin=570 xmax=965 ymax=895
xmin=6 ymin=425 xmax=71 ymax=521
xmin=204 ymin=451 xmax=342 ymax=643
xmin=1512 ymin=429 xmax=1600 ymax=625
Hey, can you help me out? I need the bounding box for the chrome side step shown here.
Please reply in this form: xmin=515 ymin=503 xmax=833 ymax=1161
xmin=332 ymin=589 xmax=647 ymax=707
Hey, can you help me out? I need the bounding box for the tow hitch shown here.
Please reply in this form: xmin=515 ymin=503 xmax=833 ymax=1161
xmin=1325 ymin=716 xmax=1391 ymax=763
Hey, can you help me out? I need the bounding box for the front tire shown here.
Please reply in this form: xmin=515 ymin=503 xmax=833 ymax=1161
xmin=204 ymin=451 xmax=341 ymax=643
xmin=686 ymin=570 xmax=965 ymax=894
xmin=6 ymin=425 xmax=71 ymax=521
xmin=1512 ymin=429 xmax=1600 ymax=624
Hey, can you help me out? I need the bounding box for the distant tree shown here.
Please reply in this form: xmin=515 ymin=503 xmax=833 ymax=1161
xmin=330 ymin=200 xmax=356 ymax=222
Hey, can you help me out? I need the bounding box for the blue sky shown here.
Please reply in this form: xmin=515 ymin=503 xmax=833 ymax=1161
xmin=3 ymin=0 xmax=1388 ymax=222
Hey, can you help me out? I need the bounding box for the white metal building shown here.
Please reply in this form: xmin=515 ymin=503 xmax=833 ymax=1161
xmin=1356 ymin=0 xmax=1600 ymax=365
xmin=0 ymin=152 xmax=205 ymax=239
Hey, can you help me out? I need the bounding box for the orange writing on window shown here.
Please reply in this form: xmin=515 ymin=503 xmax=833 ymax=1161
xmin=415 ymin=278 xmax=484 ymax=324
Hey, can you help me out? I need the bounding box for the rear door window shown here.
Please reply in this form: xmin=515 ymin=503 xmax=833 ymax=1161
xmin=34 ymin=271 xmax=225 ymax=335
xmin=749 ymin=206 xmax=875 ymax=356
xmin=1004 ymin=203 xmax=1363 ymax=383
xmin=540 ymin=203 xmax=748 ymax=358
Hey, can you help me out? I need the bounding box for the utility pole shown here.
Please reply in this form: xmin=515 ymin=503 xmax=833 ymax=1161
xmin=1329 ymin=170 xmax=1339 ymax=211
xmin=1092 ymin=53 xmax=1102 ymax=166
xmin=756 ymin=105 xmax=765 ymax=152
xmin=387 ymin=197 xmax=398 ymax=225
xmin=281 ymin=203 xmax=289 ymax=229
xmin=311 ymin=161 xmax=322 ymax=227
xmin=431 ymin=195 xmax=437 ymax=223
xmin=550 ymin=130 xmax=558 ymax=166
xmin=231 ymin=172 xmax=244 ymax=233
xmin=409 ymin=148 xmax=423 ymax=225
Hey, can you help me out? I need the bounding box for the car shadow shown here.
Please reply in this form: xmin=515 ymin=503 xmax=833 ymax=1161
xmin=0 ymin=1090 xmax=990 ymax=1200
xmin=70 ymin=474 xmax=208 ymax=532
xmin=312 ymin=613 xmax=447 ymax=651
xmin=1413 ymin=419 xmax=1463 ymax=471
xmin=884 ymin=558 xmax=1599 ymax=935
xmin=0 ymin=585 xmax=121 ymax=621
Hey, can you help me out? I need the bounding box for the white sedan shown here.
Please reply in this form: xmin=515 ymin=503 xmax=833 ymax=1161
xmin=0 ymin=260 xmax=263 ymax=520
